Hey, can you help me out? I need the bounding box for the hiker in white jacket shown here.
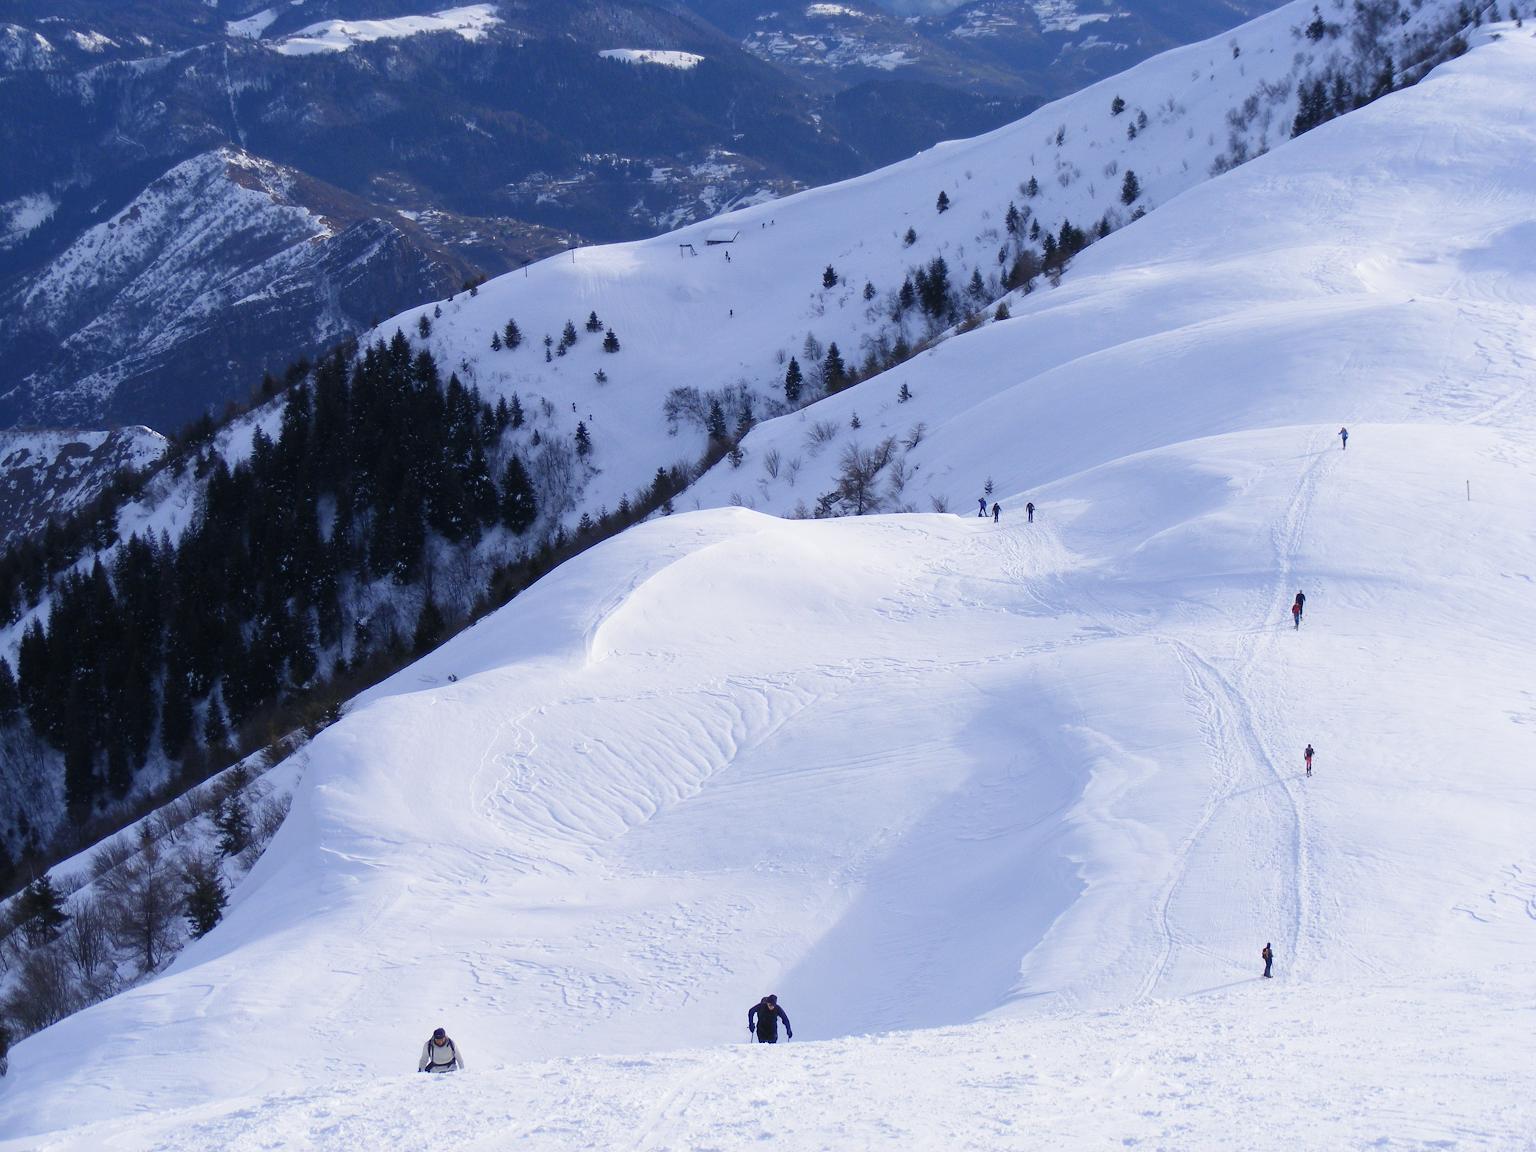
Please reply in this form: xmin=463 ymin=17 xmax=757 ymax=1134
xmin=419 ymin=1027 xmax=465 ymax=1072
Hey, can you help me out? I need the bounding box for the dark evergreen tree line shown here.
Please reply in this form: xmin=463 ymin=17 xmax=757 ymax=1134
xmin=6 ymin=332 xmax=538 ymax=829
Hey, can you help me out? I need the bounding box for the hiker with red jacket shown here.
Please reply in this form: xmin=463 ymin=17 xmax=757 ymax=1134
xmin=749 ymin=995 xmax=792 ymax=1044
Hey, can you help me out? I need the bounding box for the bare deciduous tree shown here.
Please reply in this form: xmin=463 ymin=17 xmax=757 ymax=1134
xmin=99 ymin=830 xmax=182 ymax=975
xmin=3 ymin=948 xmax=83 ymax=1034
xmin=59 ymin=894 xmax=114 ymax=997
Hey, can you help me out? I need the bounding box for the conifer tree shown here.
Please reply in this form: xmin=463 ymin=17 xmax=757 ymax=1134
xmin=903 ymin=227 xmax=917 ymax=247
xmin=575 ymin=422 xmax=592 ymax=458
xmin=413 ymin=595 xmax=446 ymax=653
xmin=417 ymin=314 xmax=432 ymax=339
xmin=822 ymin=265 xmax=839 ymax=289
xmin=0 ymin=655 xmax=16 ymax=722
xmin=603 ymin=328 xmax=620 ymax=353
xmin=182 ymin=853 xmax=227 ymax=940
xmin=784 ymin=357 xmax=804 ymax=406
xmin=1025 ymin=176 xmax=1040 ymax=198
xmin=898 ymin=277 xmax=916 ymax=312
xmin=1121 ymin=169 xmax=1141 ymax=205
xmin=936 ymin=190 xmax=950 ymax=213
xmin=1005 ymin=202 xmax=1022 ymax=235
xmin=706 ymin=399 xmax=729 ymax=443
xmin=968 ymin=268 xmax=987 ymax=301
xmin=863 ymin=281 xmax=876 ymax=300
xmin=503 ymin=319 xmax=522 ymax=349
xmin=918 ymin=256 xmax=952 ymax=317
xmin=19 ymin=874 xmax=69 ymax=946
xmin=490 ymin=331 xmax=502 ymax=351
xmin=823 ymin=343 xmax=848 ymax=393
xmin=1111 ymin=95 xmax=1126 ymax=115
xmin=216 ymin=788 xmax=251 ymax=858
xmin=203 ymin=694 xmax=229 ymax=751
xmin=586 ymin=310 xmax=603 ymax=332
xmin=500 ymin=456 xmax=537 ymax=534
xmin=561 ymin=320 xmax=579 ymax=348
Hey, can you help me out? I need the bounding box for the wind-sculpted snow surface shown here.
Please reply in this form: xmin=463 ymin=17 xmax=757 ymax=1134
xmin=4 ymin=20 xmax=1536 ymax=1152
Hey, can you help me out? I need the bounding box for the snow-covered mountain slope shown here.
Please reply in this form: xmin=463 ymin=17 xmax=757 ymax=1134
xmin=0 ymin=426 xmax=164 ymax=551
xmin=3 ymin=19 xmax=1535 ymax=1151
xmin=0 ymin=149 xmax=489 ymax=430
xmin=372 ymin=0 xmax=1486 ymax=530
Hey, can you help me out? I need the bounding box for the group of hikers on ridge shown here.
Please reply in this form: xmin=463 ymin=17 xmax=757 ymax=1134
xmin=978 ymin=496 xmax=1034 ymax=522
xmin=417 ymin=996 xmax=792 ymax=1071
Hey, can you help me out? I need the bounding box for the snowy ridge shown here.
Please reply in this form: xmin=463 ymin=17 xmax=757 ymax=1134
xmin=371 ymin=0 xmax=1480 ymax=536
xmin=266 ymin=4 xmax=501 ymax=55
xmin=2 ymin=11 xmax=1535 ymax=1152
xmin=598 ymin=48 xmax=705 ymax=69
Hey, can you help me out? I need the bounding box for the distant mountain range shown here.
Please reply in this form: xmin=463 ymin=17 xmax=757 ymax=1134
xmin=0 ymin=0 xmax=1277 ymax=432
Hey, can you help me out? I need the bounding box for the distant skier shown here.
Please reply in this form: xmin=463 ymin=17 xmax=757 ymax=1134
xmin=1026 ymin=501 xmax=1035 ymax=523
xmin=1304 ymin=744 xmax=1314 ymax=777
xmin=749 ymin=994 xmax=792 ymax=1044
xmin=1294 ymin=590 xmax=1306 ymax=620
xmin=419 ymin=1027 xmax=465 ymax=1073
xmin=992 ymin=502 xmax=1001 ymax=523
xmin=978 ymin=497 xmax=988 ymax=518
xmin=1338 ymin=427 xmax=1349 ymax=450
xmin=1291 ymin=600 xmax=1302 ymax=629
xmin=1261 ymin=942 xmax=1274 ymax=979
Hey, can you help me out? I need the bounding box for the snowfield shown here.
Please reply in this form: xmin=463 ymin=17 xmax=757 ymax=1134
xmin=3 ymin=11 xmax=1536 ymax=1152
xmin=267 ymin=5 xmax=501 ymax=55
xmin=599 ymin=49 xmax=706 ymax=70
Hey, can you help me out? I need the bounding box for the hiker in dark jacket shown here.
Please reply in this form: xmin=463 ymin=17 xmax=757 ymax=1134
xmin=977 ymin=497 xmax=988 ymax=518
xmin=1261 ymin=943 xmax=1274 ymax=979
xmin=419 ymin=1027 xmax=465 ymax=1072
xmin=1338 ymin=427 xmax=1349 ymax=450
xmin=1026 ymin=501 xmax=1035 ymax=523
xmin=1294 ymin=591 xmax=1306 ymax=619
xmin=991 ymin=502 xmax=1001 ymax=523
xmin=749 ymin=995 xmax=792 ymax=1044
xmin=1304 ymin=744 xmax=1314 ymax=777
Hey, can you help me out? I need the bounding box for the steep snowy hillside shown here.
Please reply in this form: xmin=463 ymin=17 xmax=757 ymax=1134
xmin=0 ymin=150 xmax=494 ymax=430
xmin=1 ymin=18 xmax=1534 ymax=1151
xmin=373 ymin=0 xmax=1488 ymax=535
xmin=0 ymin=427 xmax=164 ymax=551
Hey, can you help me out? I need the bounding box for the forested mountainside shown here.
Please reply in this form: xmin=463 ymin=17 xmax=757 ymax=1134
xmin=0 ymin=0 xmax=1277 ymax=430
xmin=0 ymin=0 xmax=1492 ymax=902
